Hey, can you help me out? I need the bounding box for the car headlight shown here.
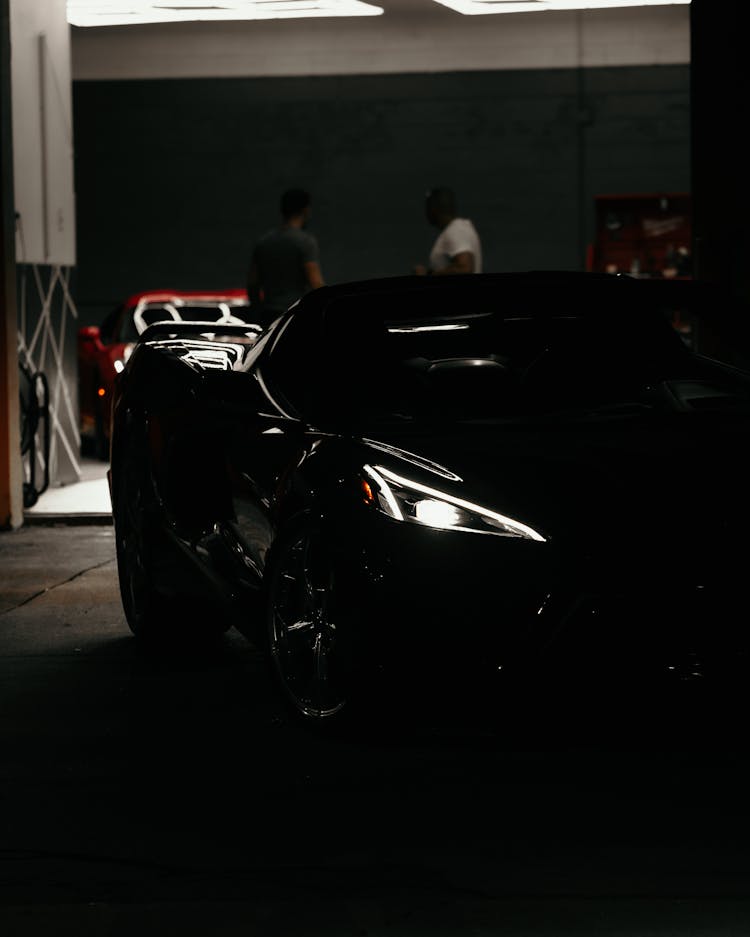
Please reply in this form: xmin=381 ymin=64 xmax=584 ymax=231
xmin=361 ymin=464 xmax=546 ymax=541
xmin=114 ymin=345 xmax=135 ymax=375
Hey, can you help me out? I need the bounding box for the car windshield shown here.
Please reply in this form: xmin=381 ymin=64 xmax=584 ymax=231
xmin=265 ymin=280 xmax=750 ymax=426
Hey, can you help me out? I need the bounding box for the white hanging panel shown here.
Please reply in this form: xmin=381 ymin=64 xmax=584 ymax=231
xmin=10 ymin=0 xmax=76 ymax=266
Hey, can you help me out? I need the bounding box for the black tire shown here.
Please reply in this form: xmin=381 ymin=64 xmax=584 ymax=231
xmin=112 ymin=418 xmax=167 ymax=639
xmin=113 ymin=413 xmax=231 ymax=647
xmin=265 ymin=520 xmax=372 ymax=731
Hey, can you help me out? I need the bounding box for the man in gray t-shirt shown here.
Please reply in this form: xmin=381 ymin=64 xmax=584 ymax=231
xmin=247 ymin=188 xmax=324 ymax=327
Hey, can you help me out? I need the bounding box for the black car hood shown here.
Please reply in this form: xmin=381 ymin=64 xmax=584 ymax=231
xmin=356 ymin=410 xmax=750 ymax=561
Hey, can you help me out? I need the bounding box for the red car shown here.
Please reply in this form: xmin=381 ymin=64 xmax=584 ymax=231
xmin=78 ymin=288 xmax=254 ymax=458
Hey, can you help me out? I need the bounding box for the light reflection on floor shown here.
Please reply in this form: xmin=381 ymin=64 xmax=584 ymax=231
xmin=25 ymin=457 xmax=111 ymax=516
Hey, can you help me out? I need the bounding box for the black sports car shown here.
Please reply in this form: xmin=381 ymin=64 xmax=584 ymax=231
xmin=109 ymin=272 xmax=750 ymax=729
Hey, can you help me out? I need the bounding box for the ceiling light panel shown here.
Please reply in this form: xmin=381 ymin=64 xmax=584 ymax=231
xmin=67 ymin=0 xmax=384 ymax=26
xmin=431 ymin=0 xmax=689 ymax=15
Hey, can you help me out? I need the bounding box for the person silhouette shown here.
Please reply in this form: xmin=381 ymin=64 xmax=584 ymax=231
xmin=247 ymin=188 xmax=324 ymax=327
xmin=414 ymin=187 xmax=482 ymax=276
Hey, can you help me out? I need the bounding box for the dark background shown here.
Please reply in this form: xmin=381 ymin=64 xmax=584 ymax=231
xmin=71 ymin=63 xmax=690 ymax=327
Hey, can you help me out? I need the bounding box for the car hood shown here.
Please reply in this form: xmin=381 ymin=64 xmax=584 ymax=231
xmin=355 ymin=411 xmax=750 ymax=562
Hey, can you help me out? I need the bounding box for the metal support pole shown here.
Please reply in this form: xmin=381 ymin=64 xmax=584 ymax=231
xmin=0 ymin=0 xmax=23 ymax=529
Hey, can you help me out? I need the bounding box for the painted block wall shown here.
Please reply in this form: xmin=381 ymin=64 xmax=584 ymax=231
xmin=71 ymin=64 xmax=689 ymax=327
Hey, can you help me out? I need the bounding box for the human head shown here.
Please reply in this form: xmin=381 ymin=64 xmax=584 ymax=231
xmin=281 ymin=188 xmax=311 ymax=221
xmin=425 ymin=186 xmax=457 ymax=228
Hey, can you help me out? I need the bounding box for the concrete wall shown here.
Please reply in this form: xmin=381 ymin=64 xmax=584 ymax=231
xmin=71 ymin=3 xmax=689 ymax=80
xmin=69 ymin=3 xmax=690 ymax=327
xmin=71 ymin=63 xmax=690 ymax=327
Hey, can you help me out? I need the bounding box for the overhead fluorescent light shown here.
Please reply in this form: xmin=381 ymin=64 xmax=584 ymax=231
xmin=431 ymin=0 xmax=689 ymax=15
xmin=67 ymin=0 xmax=383 ymax=26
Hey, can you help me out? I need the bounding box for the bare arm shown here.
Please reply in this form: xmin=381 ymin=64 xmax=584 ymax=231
xmin=304 ymin=261 xmax=325 ymax=291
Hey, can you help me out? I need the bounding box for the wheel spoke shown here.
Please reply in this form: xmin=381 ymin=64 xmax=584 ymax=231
xmin=287 ymin=618 xmax=315 ymax=633
xmin=302 ymin=564 xmax=317 ymax=608
xmin=278 ymin=569 xmax=312 ymax=623
xmin=313 ymin=633 xmax=329 ymax=683
xmin=313 ymin=586 xmax=329 ymax=616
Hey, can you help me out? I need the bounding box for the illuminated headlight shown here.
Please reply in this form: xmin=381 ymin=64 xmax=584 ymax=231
xmin=114 ymin=345 xmax=135 ymax=374
xmin=361 ymin=464 xmax=546 ymax=541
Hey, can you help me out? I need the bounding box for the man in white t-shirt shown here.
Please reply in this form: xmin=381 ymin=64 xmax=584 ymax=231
xmin=414 ymin=187 xmax=482 ymax=276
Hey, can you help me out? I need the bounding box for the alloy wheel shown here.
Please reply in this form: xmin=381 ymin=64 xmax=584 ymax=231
xmin=269 ymin=532 xmax=347 ymax=719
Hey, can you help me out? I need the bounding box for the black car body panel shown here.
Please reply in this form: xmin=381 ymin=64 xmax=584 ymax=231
xmin=109 ymin=274 xmax=750 ymax=719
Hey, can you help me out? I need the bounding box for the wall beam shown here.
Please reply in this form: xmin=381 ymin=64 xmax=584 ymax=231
xmin=691 ymin=0 xmax=750 ymax=303
xmin=0 ymin=0 xmax=23 ymax=529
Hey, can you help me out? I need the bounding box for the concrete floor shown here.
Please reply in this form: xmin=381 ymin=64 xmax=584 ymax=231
xmin=24 ymin=458 xmax=111 ymax=520
xmin=2 ymin=524 xmax=750 ymax=935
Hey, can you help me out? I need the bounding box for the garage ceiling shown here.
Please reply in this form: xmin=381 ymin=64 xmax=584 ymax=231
xmin=67 ymin=0 xmax=689 ymax=27
xmin=433 ymin=0 xmax=690 ymax=12
xmin=67 ymin=1 xmax=384 ymax=26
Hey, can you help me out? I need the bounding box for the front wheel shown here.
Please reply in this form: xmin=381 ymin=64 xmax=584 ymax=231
xmin=266 ymin=522 xmax=366 ymax=728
